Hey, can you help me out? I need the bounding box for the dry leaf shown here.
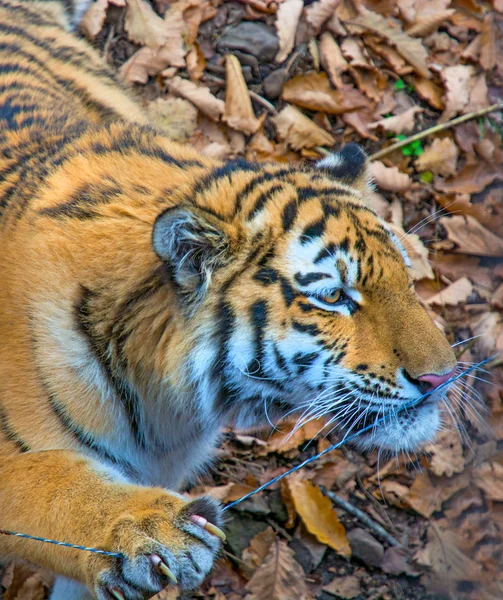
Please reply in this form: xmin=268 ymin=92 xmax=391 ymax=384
xmin=423 ymin=429 xmax=465 ymax=477
xmin=273 ymin=105 xmax=335 ymax=150
xmin=323 ymin=575 xmax=361 ymax=598
xmin=406 ymin=9 xmax=455 ymax=37
xmin=415 ymin=137 xmax=459 ymax=177
xmin=275 ymin=0 xmax=304 ymax=63
xmin=405 ymin=471 xmax=470 ymax=518
xmin=341 ymin=37 xmax=371 ymax=68
xmin=167 ymin=76 xmax=225 ymax=121
xmin=120 ymin=47 xmax=170 ymax=84
xmin=440 ymin=65 xmax=477 ymax=121
xmin=439 ymin=215 xmax=503 ymax=258
xmin=242 ymin=526 xmax=276 ymax=571
xmin=186 ymin=42 xmax=206 ymax=81
xmin=287 ymin=476 xmax=351 ymax=556
xmin=283 ymin=72 xmax=367 ymax=114
xmin=427 ymin=277 xmax=474 ymax=306
xmin=414 ymin=77 xmax=444 ymax=110
xmin=435 ymin=161 xmax=502 ymax=195
xmin=473 ymin=461 xmax=503 ymax=501
xmin=260 ymin=418 xmax=327 ymax=455
xmin=479 ymin=13 xmax=497 ymax=71
xmin=369 ymin=106 xmax=422 ymax=134
xmin=305 ymin=0 xmax=340 ymax=35
xmin=125 ymin=0 xmax=170 ymax=50
xmin=351 ymin=6 xmax=431 ymax=78
xmin=80 ymin=0 xmax=124 ymax=39
xmin=320 ymin=31 xmax=348 ymax=88
xmin=371 ymin=161 xmax=412 ymax=192
xmin=223 ymin=55 xmax=263 ymax=135
xmin=244 ymin=539 xmax=310 ymax=600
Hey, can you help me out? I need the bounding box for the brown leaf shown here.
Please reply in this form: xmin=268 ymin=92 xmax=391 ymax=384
xmin=81 ymin=0 xmax=125 ymax=39
xmin=223 ymin=55 xmax=263 ymax=135
xmin=371 ymin=161 xmax=412 ymax=192
xmin=473 ymin=461 xmax=503 ymax=501
xmin=125 ymin=0 xmax=170 ymax=50
xmin=351 ymin=6 xmax=431 ymax=78
xmin=287 ymin=476 xmax=351 ymax=556
xmin=369 ymin=106 xmax=422 ymax=134
xmin=305 ymin=0 xmax=340 ymax=35
xmin=435 ymin=161 xmax=503 ymax=195
xmin=322 ymin=575 xmax=361 ymax=598
xmin=282 ymin=72 xmax=368 ymax=114
xmin=439 ymin=215 xmax=503 ymax=258
xmin=413 ymin=77 xmax=444 ymax=110
xmin=186 ymin=42 xmax=206 ymax=81
xmin=244 ymin=539 xmax=310 ymax=600
xmin=272 ymin=105 xmax=335 ymax=150
xmin=480 ymin=13 xmax=497 ymax=70
xmin=275 ymin=0 xmax=304 ymax=63
xmin=415 ymin=137 xmax=459 ymax=177
xmin=440 ymin=65 xmax=476 ymax=121
xmin=423 ymin=429 xmax=465 ymax=477
xmin=427 ymin=277 xmax=474 ymax=306
xmin=167 ymin=76 xmax=225 ymax=121
xmin=260 ymin=418 xmax=327 ymax=455
xmin=120 ymin=47 xmax=170 ymax=84
xmin=405 ymin=472 xmax=470 ymax=518
xmin=242 ymin=526 xmax=276 ymax=571
xmin=320 ymin=31 xmax=348 ymax=88
xmin=406 ymin=9 xmax=455 ymax=37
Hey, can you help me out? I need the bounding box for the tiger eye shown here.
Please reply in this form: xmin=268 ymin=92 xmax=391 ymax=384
xmin=323 ymin=289 xmax=342 ymax=304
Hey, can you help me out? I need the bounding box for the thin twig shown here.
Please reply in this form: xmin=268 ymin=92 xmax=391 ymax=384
xmin=370 ymin=103 xmax=503 ymax=161
xmin=320 ymin=487 xmax=403 ymax=548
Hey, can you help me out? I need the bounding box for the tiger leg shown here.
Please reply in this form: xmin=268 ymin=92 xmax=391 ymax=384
xmin=0 ymin=450 xmax=223 ymax=599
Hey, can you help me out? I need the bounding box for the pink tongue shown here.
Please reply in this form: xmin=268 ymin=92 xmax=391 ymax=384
xmin=417 ymin=368 xmax=455 ymax=390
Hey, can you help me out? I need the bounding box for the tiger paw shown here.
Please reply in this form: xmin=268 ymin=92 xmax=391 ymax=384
xmin=86 ymin=495 xmax=224 ymax=599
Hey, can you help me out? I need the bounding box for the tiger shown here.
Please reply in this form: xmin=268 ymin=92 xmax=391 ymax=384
xmin=0 ymin=0 xmax=458 ymax=599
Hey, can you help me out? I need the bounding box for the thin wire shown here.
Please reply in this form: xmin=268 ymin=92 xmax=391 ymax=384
xmin=0 ymin=357 xmax=495 ymax=555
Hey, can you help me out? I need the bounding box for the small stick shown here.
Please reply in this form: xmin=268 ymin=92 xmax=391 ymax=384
xmin=320 ymin=487 xmax=403 ymax=548
xmin=369 ymin=103 xmax=502 ymax=161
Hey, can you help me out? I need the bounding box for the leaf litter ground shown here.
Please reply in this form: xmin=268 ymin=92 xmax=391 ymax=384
xmin=2 ymin=1 xmax=503 ymax=599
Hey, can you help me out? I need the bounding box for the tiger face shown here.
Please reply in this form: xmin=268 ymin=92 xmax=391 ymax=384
xmin=153 ymin=145 xmax=457 ymax=453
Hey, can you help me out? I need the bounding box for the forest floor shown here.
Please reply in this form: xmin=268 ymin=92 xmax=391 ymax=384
xmin=1 ymin=1 xmax=503 ymax=599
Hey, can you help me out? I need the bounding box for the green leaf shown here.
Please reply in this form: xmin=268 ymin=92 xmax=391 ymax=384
xmin=394 ymin=79 xmax=406 ymax=90
xmin=420 ymin=171 xmax=434 ymax=184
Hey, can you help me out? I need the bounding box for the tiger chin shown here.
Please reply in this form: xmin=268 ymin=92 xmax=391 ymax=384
xmin=0 ymin=1 xmax=457 ymax=599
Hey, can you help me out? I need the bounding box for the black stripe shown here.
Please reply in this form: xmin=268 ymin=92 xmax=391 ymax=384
xmin=301 ymin=219 xmax=325 ymax=243
xmin=314 ymin=243 xmax=336 ymax=264
xmin=75 ymin=287 xmax=146 ymax=449
xmin=0 ymin=404 xmax=30 ymax=452
xmin=273 ymin=344 xmax=289 ymax=374
xmin=253 ymin=267 xmax=279 ymax=286
xmin=192 ymin=159 xmax=259 ymax=199
xmin=292 ymin=321 xmax=321 ymax=336
xmin=39 ymin=181 xmax=122 ymax=220
xmin=233 ymin=168 xmax=292 ymax=214
xmin=279 ymin=277 xmax=296 ymax=307
xmin=294 ymin=272 xmax=331 ymax=286
xmin=293 ymin=352 xmax=319 ymax=373
xmin=282 ymin=199 xmax=298 ymax=231
xmin=248 ymin=184 xmax=283 ymax=220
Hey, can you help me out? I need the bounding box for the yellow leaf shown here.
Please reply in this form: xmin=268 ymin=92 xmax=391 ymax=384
xmin=125 ymin=0 xmax=169 ymax=50
xmin=287 ymin=476 xmax=351 ymax=556
xmin=272 ymin=105 xmax=335 ymax=150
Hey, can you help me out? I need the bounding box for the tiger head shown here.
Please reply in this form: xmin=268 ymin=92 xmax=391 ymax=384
xmin=152 ymin=144 xmax=457 ymax=453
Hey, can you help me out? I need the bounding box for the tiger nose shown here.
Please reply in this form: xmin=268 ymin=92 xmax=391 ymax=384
xmin=417 ymin=368 xmax=456 ymax=391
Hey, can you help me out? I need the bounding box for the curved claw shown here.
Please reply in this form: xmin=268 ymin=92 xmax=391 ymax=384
xmin=109 ymin=588 xmax=125 ymax=600
xmin=190 ymin=514 xmax=226 ymax=542
xmin=150 ymin=554 xmax=178 ymax=584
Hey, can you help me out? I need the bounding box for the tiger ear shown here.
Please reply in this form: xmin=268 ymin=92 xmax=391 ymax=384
xmin=152 ymin=207 xmax=231 ymax=297
xmin=316 ymin=143 xmax=371 ymax=191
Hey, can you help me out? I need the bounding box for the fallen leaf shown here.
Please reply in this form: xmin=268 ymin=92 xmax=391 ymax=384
xmin=283 ymin=72 xmax=368 ymax=114
xmin=244 ymin=539 xmax=310 ymax=600
xmin=80 ymin=0 xmax=122 ymax=39
xmin=440 ymin=65 xmax=477 ymax=121
xmin=125 ymin=0 xmax=170 ymax=50
xmin=340 ymin=37 xmax=371 ymax=68
xmin=120 ymin=47 xmax=171 ymax=84
xmin=260 ymin=418 xmax=327 ymax=455
xmin=287 ymin=476 xmax=351 ymax=556
xmin=473 ymin=311 xmax=503 ymax=359
xmin=242 ymin=526 xmax=276 ymax=571
xmin=439 ymin=215 xmax=503 ymax=258
xmin=223 ymin=55 xmax=263 ymax=135
xmin=275 ymin=0 xmax=304 ymax=63
xmin=320 ymin=32 xmax=349 ymax=88
xmin=305 ymin=0 xmax=340 ymax=35
xmin=473 ymin=461 xmax=503 ymax=501
xmin=423 ymin=429 xmax=465 ymax=477
xmin=427 ymin=277 xmax=474 ymax=306
xmin=369 ymin=106 xmax=422 ymax=134
xmin=351 ymin=6 xmax=431 ymax=78
xmin=371 ymin=161 xmax=412 ymax=192
xmin=186 ymin=41 xmax=206 ymax=81
xmin=406 ymin=9 xmax=455 ymax=37
xmin=479 ymin=13 xmax=497 ymax=71
xmin=323 ymin=575 xmax=361 ymax=598
xmin=272 ymin=105 xmax=335 ymax=150
xmin=415 ymin=137 xmax=459 ymax=177
xmin=167 ymin=76 xmax=225 ymax=121
xmin=405 ymin=471 xmax=470 ymax=517
xmin=413 ymin=77 xmax=444 ymax=110
xmin=435 ymin=161 xmax=503 ymax=195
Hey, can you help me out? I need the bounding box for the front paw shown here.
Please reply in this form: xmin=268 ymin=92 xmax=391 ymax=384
xmin=87 ymin=495 xmax=224 ymax=599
